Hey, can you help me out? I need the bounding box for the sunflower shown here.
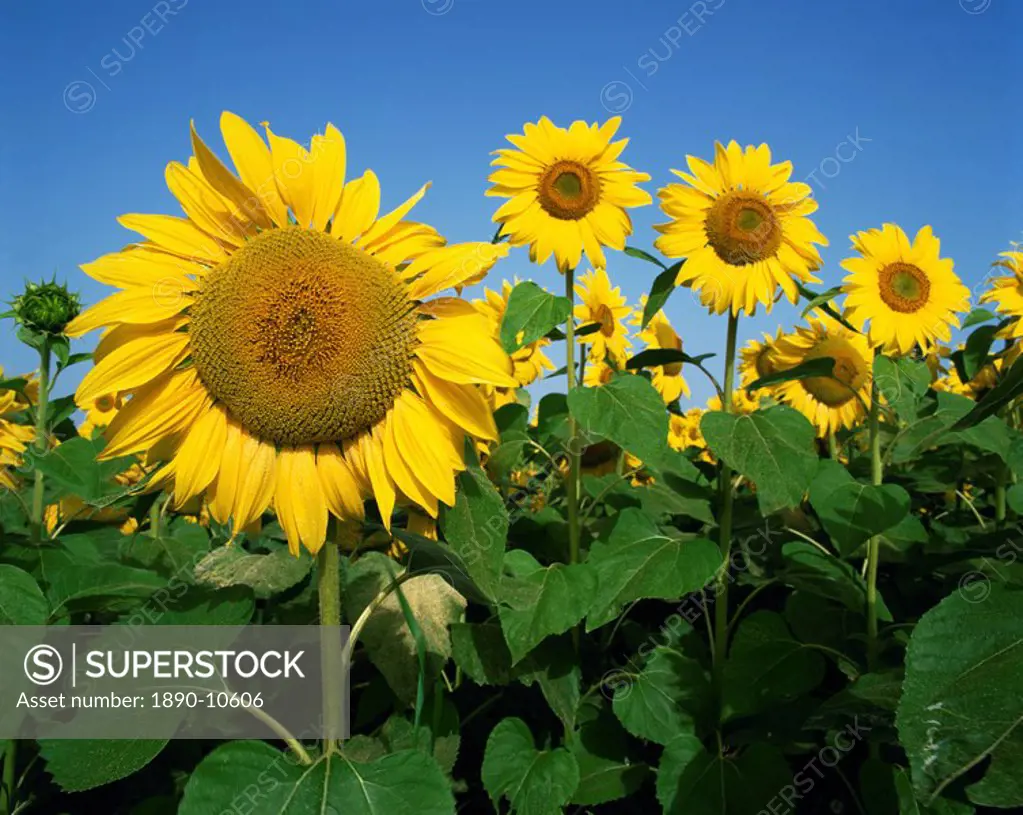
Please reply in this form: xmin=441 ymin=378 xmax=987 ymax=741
xmin=841 ymin=224 xmax=969 ymax=355
xmin=654 ymin=141 xmax=827 ymax=316
xmin=769 ymin=316 xmax=872 ymax=437
xmin=980 ymin=249 xmax=1023 ymax=339
xmin=78 ymin=392 xmax=125 ymax=438
xmin=630 ymin=297 xmax=690 ymax=404
xmin=67 ymin=112 xmax=516 ymax=555
xmin=739 ymin=328 xmax=783 ymax=387
xmin=0 ymin=373 xmax=36 ymax=491
xmin=574 ymin=268 xmax=633 ymax=365
xmin=707 ymin=387 xmax=761 ymax=415
xmin=583 ymin=358 xmax=617 ymax=387
xmin=487 ymin=117 xmax=651 ymax=273
xmin=669 ymin=409 xmax=712 ymax=463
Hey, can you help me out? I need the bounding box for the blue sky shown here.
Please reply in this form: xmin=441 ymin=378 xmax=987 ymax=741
xmin=1 ymin=0 xmax=1019 ymax=406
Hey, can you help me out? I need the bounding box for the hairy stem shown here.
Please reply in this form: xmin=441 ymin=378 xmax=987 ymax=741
xmin=318 ymin=530 xmax=345 ymax=755
xmin=866 ymin=372 xmax=883 ymax=671
xmin=564 ymin=268 xmax=580 ymax=569
xmin=28 ymin=337 xmax=51 ymax=544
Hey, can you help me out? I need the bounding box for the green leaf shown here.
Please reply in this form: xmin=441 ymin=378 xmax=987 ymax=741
xmin=569 ymin=705 xmax=650 ymax=806
xmin=952 ymin=355 xmax=1023 ymax=430
xmin=657 ymin=736 xmax=792 ymax=815
xmin=623 ymin=245 xmax=667 ymax=269
xmin=500 ymin=281 xmax=572 ymax=353
xmin=24 ymin=435 xmax=137 ymax=505
xmin=119 ymin=519 xmax=210 ymax=577
xmin=781 ymin=540 xmax=891 ymax=620
xmin=439 ymin=444 xmax=507 ymax=602
xmin=963 ymin=307 xmax=997 ymax=328
xmin=612 ymin=647 xmax=712 ymax=745
xmin=723 ymin=610 xmax=826 ymax=719
xmin=796 ymin=282 xmax=859 ymax=332
xmin=874 ymin=355 xmax=932 ymax=420
xmin=179 ymin=740 xmax=456 ymax=814
xmin=640 ymin=262 xmax=683 ymax=329
xmin=585 ymin=508 xmax=720 ymax=630
xmin=482 ymin=717 xmax=580 ymax=815
xmin=568 ymin=373 xmax=671 ymax=467
xmin=745 ymin=355 xmax=835 ymax=392
xmin=0 ymin=564 xmax=48 ymax=624
xmin=194 ymin=544 xmax=312 ymax=598
xmin=896 ymin=584 xmax=1023 ymax=807
xmin=517 ymin=636 xmax=582 ymax=731
xmin=625 ymin=348 xmax=714 ymax=370
xmin=41 ymin=550 xmax=167 ymax=617
xmin=701 ymin=405 xmax=818 ymax=515
xmin=960 ymin=324 xmax=999 ymax=381
xmin=40 ymin=739 xmax=168 ymax=792
xmin=450 ymin=623 xmax=516 ymax=685
xmin=799 ymin=284 xmax=844 ymax=317
xmin=808 ymin=459 xmax=911 ymax=555
xmin=498 ymin=550 xmax=595 ymax=664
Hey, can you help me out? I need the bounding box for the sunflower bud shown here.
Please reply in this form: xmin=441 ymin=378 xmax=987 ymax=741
xmin=8 ymin=279 xmax=81 ymax=336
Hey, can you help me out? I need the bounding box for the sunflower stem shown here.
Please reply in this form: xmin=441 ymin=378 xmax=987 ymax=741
xmin=318 ymin=527 xmax=346 ymax=756
xmin=2 ymin=738 xmax=15 ymax=815
xmin=712 ymin=312 xmax=739 ymax=706
xmin=828 ymin=431 xmax=838 ymax=460
xmin=564 ymin=268 xmax=581 ymax=568
xmin=866 ymin=369 xmax=883 ymax=672
xmin=28 ymin=336 xmax=51 ymax=545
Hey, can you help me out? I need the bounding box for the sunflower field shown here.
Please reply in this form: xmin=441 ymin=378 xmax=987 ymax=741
xmin=2 ymin=112 xmax=1023 ymax=815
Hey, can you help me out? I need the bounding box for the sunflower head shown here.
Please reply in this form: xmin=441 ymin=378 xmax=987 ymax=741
xmin=630 ymin=298 xmax=689 ymax=403
xmin=474 ymin=280 xmax=555 ymax=388
xmin=574 ymin=268 xmax=633 ymax=366
xmin=841 ymin=224 xmax=969 ymax=355
xmin=740 ymin=329 xmax=783 ymax=386
xmin=488 ymin=117 xmax=651 ymax=272
xmin=654 ymin=141 xmax=827 ymax=316
xmin=9 ymin=279 xmax=81 ymax=336
xmin=980 ymin=249 xmax=1023 ymax=340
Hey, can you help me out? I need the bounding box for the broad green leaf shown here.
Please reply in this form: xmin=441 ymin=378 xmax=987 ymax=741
xmin=41 ymin=549 xmax=167 ymax=617
xmin=194 ymin=544 xmax=312 ymax=598
xmin=517 ymin=636 xmax=582 ymax=731
xmin=119 ymin=519 xmax=210 ymax=577
xmin=585 ymin=508 xmax=720 ymax=630
xmin=701 ymin=405 xmax=818 ymax=515
xmin=120 ymin=586 xmax=254 ymax=626
xmin=952 ymin=355 xmax=1023 ymax=430
xmin=498 ymin=550 xmax=595 ymax=663
xmin=612 ymin=647 xmax=712 ymax=745
xmin=962 ymin=307 xmax=997 ymax=328
xmin=482 ymin=717 xmax=579 ymax=815
xmin=0 ymin=564 xmax=48 ymax=624
xmin=500 ymin=281 xmax=571 ymax=353
xmin=640 ymin=262 xmax=683 ymax=329
xmin=745 ymin=355 xmax=835 ymax=392
xmin=897 ymin=584 xmax=1023 ymax=807
xmin=657 ymin=736 xmax=792 ymax=815
xmin=450 ymin=622 xmax=516 ymax=685
xmin=23 ymin=435 xmax=137 ymax=505
xmin=781 ymin=541 xmax=891 ymax=620
xmin=723 ymin=610 xmax=825 ymax=719
xmin=874 ymin=355 xmax=932 ymax=420
xmin=567 ymin=373 xmax=671 ymax=467
xmin=40 ymin=739 xmax=168 ymax=792
xmin=179 ymin=740 xmax=455 ymax=814
xmin=960 ymin=324 xmax=999 ymax=381
xmin=381 ymin=707 xmax=461 ymax=780
xmin=439 ymin=444 xmax=507 ymax=601
xmin=569 ymin=704 xmax=650 ymax=806
xmin=808 ymin=459 xmax=911 ymax=555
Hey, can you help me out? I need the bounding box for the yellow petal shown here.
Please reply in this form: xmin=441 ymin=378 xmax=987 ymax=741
xmin=77 ymin=330 xmax=190 ymax=404
xmin=316 ymin=443 xmax=365 ymax=520
xmin=265 ymin=125 xmax=316 ymax=228
xmin=81 ymin=249 xmax=204 ymax=289
xmin=209 ymin=418 xmax=244 ymax=525
xmin=391 ymin=391 xmax=456 ymax=507
xmin=231 ymin=434 xmax=277 ymax=533
xmin=102 ymin=369 xmax=210 ymax=458
xmin=275 ymin=446 xmax=327 ymax=555
xmin=65 ymin=284 xmax=193 ymax=337
xmin=404 ymin=242 xmax=510 ymax=300
xmin=412 ymin=359 xmax=497 ymax=440
xmin=309 ymin=124 xmax=347 ymax=232
xmin=118 ymin=214 xmax=229 ymax=264
xmin=332 ymin=170 xmax=380 ymax=242
xmin=173 ymin=406 xmax=228 ymax=506
xmin=416 ymin=318 xmax=517 ymax=387
xmin=190 ymin=120 xmax=272 ymax=230
xmin=359 ymin=428 xmax=395 ymax=529
xmin=165 ymin=161 xmax=252 ymax=246
xmin=220 ymin=111 xmax=289 ymax=227
xmin=358 ymin=183 xmax=430 ymax=248
xmin=382 ymin=410 xmax=438 ymax=517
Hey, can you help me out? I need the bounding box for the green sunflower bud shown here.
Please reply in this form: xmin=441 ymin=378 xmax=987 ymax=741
xmin=8 ymin=278 xmax=82 ymax=336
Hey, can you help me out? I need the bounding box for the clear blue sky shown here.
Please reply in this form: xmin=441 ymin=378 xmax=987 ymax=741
xmin=2 ymin=0 xmax=1019 ymax=406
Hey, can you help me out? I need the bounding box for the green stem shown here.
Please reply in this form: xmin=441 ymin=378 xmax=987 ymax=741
xmin=828 ymin=431 xmax=838 ymax=460
xmin=2 ymin=740 xmax=15 ymax=815
xmin=995 ymin=459 xmax=1008 ymax=528
xmin=564 ymin=268 xmax=580 ymax=570
xmin=318 ymin=529 xmax=344 ymax=755
xmin=712 ymin=312 xmax=739 ymax=696
xmin=29 ymin=338 xmax=52 ymax=544
xmin=866 ymin=371 xmax=883 ymax=671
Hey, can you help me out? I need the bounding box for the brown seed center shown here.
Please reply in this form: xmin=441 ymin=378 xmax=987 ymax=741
xmin=537 ymin=160 xmax=600 ymax=220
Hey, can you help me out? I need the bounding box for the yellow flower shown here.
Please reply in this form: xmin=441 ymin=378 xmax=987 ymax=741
xmin=66 ymin=112 xmax=517 ymax=555
xmin=630 ymin=298 xmax=690 ymax=404
xmin=487 ymin=116 xmax=651 ymax=273
xmin=669 ymin=409 xmax=713 ymax=463
xmin=707 ymin=388 xmax=760 ymax=415
xmin=0 ymin=371 xmax=38 ymax=491
xmin=654 ymin=141 xmax=827 ymax=316
xmin=770 ymin=316 xmax=873 ymax=437
xmin=739 ymin=329 xmax=783 ymax=387
xmin=980 ymin=249 xmax=1023 ymax=339
xmin=584 ymin=358 xmax=618 ymax=387
xmin=79 ymin=392 xmax=125 ymax=438
xmin=574 ymin=268 xmax=633 ymax=365
xmin=474 ymin=279 xmax=556 ymax=387
xmin=841 ymin=224 xmax=969 ymax=355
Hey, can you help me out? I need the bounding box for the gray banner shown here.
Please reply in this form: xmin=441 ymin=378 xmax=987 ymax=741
xmin=0 ymin=625 xmax=349 ymax=740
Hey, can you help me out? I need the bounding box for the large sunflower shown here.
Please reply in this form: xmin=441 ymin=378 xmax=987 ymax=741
xmin=574 ymin=268 xmax=633 ymax=365
xmin=980 ymin=249 xmax=1023 ymax=339
xmin=630 ymin=297 xmax=690 ymax=403
xmin=67 ymin=112 xmax=516 ymax=555
xmin=654 ymin=141 xmax=827 ymax=316
xmin=770 ymin=315 xmax=872 ymax=437
xmin=487 ymin=117 xmax=651 ymax=273
xmin=841 ymin=224 xmax=969 ymax=355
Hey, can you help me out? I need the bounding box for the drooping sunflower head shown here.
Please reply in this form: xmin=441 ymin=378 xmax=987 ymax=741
xmin=841 ymin=224 xmax=969 ymax=355
xmin=474 ymin=279 xmax=556 ymax=388
xmin=574 ymin=268 xmax=633 ymax=366
xmin=654 ymin=141 xmax=827 ymax=316
xmin=739 ymin=328 xmax=784 ymax=386
xmin=630 ymin=297 xmax=690 ymax=404
xmin=487 ymin=117 xmax=652 ymax=273
xmin=66 ymin=112 xmax=516 ymax=555
xmin=771 ymin=316 xmax=872 ymax=437
xmin=979 ymin=249 xmax=1023 ymax=340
